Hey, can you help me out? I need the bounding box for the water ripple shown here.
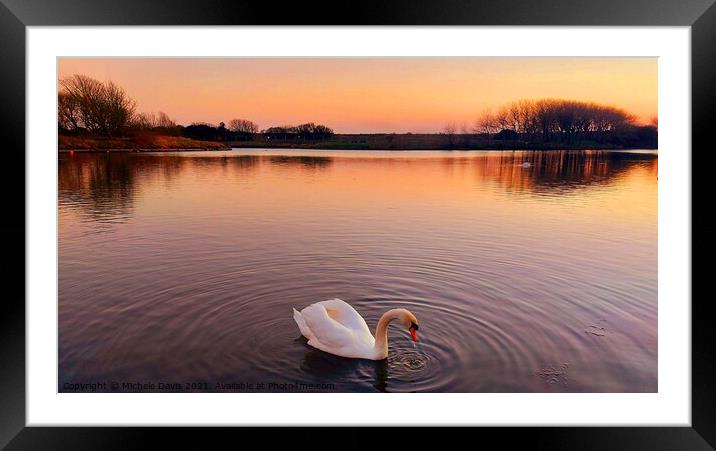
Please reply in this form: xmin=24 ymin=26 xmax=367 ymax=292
xmin=59 ymin=150 xmax=657 ymax=392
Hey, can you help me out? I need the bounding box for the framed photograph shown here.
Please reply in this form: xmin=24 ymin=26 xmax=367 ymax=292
xmin=3 ymin=0 xmax=714 ymax=448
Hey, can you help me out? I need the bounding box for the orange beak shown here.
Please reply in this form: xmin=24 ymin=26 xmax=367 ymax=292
xmin=409 ymin=326 xmax=418 ymax=342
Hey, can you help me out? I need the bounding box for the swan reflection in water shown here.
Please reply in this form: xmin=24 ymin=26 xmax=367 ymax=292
xmin=297 ymin=338 xmax=390 ymax=392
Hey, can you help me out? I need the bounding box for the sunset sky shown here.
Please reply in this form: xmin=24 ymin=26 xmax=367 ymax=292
xmin=58 ymin=58 xmax=657 ymax=133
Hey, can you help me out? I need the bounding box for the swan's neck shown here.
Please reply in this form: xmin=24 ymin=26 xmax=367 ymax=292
xmin=373 ymin=309 xmax=406 ymax=359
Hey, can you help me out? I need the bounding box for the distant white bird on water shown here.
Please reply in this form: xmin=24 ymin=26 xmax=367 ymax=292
xmin=293 ymin=298 xmax=419 ymax=360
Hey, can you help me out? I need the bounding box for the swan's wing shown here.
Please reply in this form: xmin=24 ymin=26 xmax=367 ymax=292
xmin=316 ymin=298 xmax=372 ymax=336
xmin=293 ymin=308 xmax=314 ymax=341
xmin=300 ymin=302 xmax=357 ymax=349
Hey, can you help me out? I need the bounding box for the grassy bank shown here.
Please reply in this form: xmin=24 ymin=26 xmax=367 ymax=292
xmin=59 ymin=132 xmax=656 ymax=152
xmin=59 ymin=133 xmax=230 ymax=152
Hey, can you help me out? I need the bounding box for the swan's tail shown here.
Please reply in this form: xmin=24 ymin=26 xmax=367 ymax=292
xmin=293 ymin=308 xmax=312 ymax=340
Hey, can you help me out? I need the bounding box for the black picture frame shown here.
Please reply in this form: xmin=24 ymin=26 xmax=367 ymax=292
xmin=1 ymin=0 xmax=713 ymax=448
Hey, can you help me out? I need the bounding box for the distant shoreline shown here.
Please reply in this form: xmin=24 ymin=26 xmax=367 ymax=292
xmin=58 ymin=132 xmax=657 ymax=153
xmin=58 ymin=147 xmax=227 ymax=153
xmin=58 ymin=147 xmax=658 ymax=154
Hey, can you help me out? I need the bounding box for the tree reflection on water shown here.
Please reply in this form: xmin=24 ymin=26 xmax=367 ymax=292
xmin=58 ymin=150 xmax=656 ymax=222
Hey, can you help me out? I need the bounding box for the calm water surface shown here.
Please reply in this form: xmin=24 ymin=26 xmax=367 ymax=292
xmin=59 ymin=149 xmax=657 ymax=392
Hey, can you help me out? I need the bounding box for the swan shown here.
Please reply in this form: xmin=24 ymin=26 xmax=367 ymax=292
xmin=293 ymin=298 xmax=419 ymax=360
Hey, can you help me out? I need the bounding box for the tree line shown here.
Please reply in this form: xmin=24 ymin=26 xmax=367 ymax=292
xmin=469 ymin=98 xmax=656 ymax=145
xmin=58 ymin=74 xmax=334 ymax=141
xmin=58 ymin=74 xmax=654 ymax=148
xmin=181 ymin=121 xmax=335 ymax=142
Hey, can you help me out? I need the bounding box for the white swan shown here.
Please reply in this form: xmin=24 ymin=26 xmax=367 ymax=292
xmin=293 ymin=298 xmax=419 ymax=360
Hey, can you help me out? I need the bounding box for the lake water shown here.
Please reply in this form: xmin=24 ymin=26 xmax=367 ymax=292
xmin=58 ymin=149 xmax=657 ymax=392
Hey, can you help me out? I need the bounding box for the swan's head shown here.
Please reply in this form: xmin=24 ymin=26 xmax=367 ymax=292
xmin=401 ymin=309 xmax=420 ymax=342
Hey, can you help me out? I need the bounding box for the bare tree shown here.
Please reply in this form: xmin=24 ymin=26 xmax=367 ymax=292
xmin=131 ymin=111 xmax=176 ymax=130
xmin=506 ymin=102 xmax=522 ymax=132
xmin=473 ymin=110 xmax=492 ymax=134
xmin=58 ymin=92 xmax=81 ymax=131
xmin=59 ymin=74 xmax=136 ymax=136
xmin=131 ymin=112 xmax=156 ymax=130
xmin=516 ymin=99 xmax=537 ymax=134
xmin=102 ymin=81 xmax=136 ymax=136
xmin=443 ymin=122 xmax=457 ymax=135
xmin=228 ymin=118 xmax=259 ymax=134
xmin=156 ymin=111 xmax=176 ymax=128
xmin=443 ymin=122 xmax=457 ymax=148
xmin=59 ymin=75 xmax=104 ymax=132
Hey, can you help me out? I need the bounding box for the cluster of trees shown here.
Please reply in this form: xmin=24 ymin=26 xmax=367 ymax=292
xmin=59 ymin=75 xmax=137 ymax=137
xmin=58 ymin=74 xmax=335 ymax=143
xmin=181 ymin=121 xmax=334 ymax=142
xmin=182 ymin=121 xmax=260 ymax=142
xmin=59 ymin=75 xmax=181 ymax=137
xmin=262 ymin=123 xmax=335 ymax=140
xmin=228 ymin=119 xmax=259 ymax=134
xmin=472 ymin=98 xmax=650 ymax=144
xmin=133 ymin=111 xmax=177 ymax=130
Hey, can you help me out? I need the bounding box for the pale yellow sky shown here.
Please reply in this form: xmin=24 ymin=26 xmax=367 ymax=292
xmin=58 ymin=57 xmax=657 ymax=133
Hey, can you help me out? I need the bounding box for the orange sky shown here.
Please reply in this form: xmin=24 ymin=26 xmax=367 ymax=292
xmin=58 ymin=58 xmax=657 ymax=133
